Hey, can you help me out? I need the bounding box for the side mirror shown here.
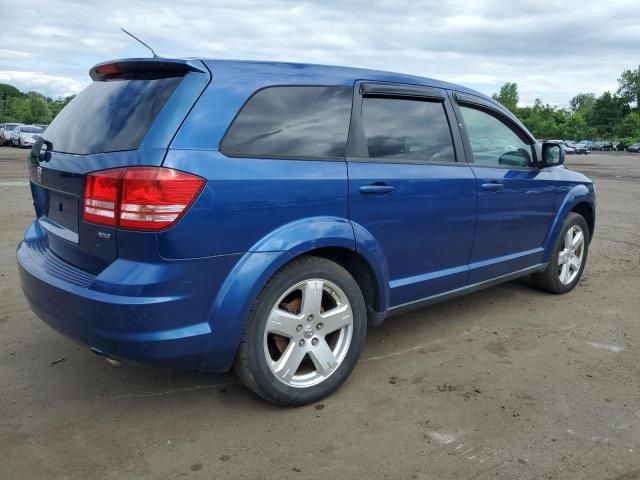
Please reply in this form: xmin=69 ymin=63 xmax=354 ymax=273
xmin=541 ymin=141 xmax=564 ymax=167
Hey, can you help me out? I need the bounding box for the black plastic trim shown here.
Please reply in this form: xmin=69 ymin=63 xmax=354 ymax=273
xmin=387 ymin=263 xmax=547 ymax=318
xmin=360 ymin=82 xmax=446 ymax=100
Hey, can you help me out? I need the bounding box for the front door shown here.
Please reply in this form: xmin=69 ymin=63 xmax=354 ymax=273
xmin=452 ymin=93 xmax=557 ymax=283
xmin=347 ymin=83 xmax=477 ymax=307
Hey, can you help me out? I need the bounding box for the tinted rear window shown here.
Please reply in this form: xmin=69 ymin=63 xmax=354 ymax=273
xmin=21 ymin=126 xmax=43 ymax=133
xmin=43 ymin=77 xmax=182 ymax=155
xmin=361 ymin=97 xmax=455 ymax=162
xmin=221 ymin=86 xmax=353 ymax=159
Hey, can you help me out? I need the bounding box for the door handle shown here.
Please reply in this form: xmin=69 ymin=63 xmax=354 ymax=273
xmin=481 ymin=182 xmax=504 ymax=191
xmin=358 ymin=184 xmax=395 ymax=194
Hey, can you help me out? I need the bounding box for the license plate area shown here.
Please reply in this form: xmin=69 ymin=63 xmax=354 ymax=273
xmin=47 ymin=190 xmax=79 ymax=233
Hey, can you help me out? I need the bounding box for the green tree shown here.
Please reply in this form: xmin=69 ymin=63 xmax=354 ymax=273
xmin=50 ymin=95 xmax=75 ymax=118
xmin=563 ymin=112 xmax=595 ymax=140
xmin=617 ymin=65 xmax=640 ymax=112
xmin=569 ymin=93 xmax=596 ymax=116
xmin=519 ymin=99 xmax=563 ymax=139
xmin=7 ymin=96 xmax=30 ymax=123
xmin=492 ymin=82 xmax=519 ymax=113
xmin=0 ymin=83 xmax=22 ymax=120
xmin=614 ymin=112 xmax=640 ymax=141
xmin=587 ymin=92 xmax=629 ymax=138
xmin=27 ymin=92 xmax=51 ymax=123
xmin=0 ymin=83 xmax=21 ymax=97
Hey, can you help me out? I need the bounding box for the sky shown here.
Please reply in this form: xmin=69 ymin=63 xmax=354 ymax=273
xmin=1 ymin=0 xmax=638 ymax=106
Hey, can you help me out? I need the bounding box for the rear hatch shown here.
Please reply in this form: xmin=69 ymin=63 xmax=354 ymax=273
xmin=28 ymin=58 xmax=210 ymax=273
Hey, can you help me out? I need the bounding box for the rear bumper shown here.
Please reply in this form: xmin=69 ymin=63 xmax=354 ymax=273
xmin=17 ymin=221 xmax=242 ymax=371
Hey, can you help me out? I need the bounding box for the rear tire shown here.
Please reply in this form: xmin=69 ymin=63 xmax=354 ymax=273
xmin=532 ymin=212 xmax=589 ymax=294
xmin=234 ymin=256 xmax=367 ymax=406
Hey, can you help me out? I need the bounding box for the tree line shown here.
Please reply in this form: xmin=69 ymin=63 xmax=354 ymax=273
xmin=0 ymin=83 xmax=75 ymax=125
xmin=1 ymin=65 xmax=639 ymax=143
xmin=492 ymin=65 xmax=640 ymax=144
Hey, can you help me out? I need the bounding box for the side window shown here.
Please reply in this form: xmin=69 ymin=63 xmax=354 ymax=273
xmin=221 ymin=86 xmax=352 ymax=159
xmin=360 ymin=97 xmax=455 ymax=162
xmin=459 ymin=106 xmax=533 ymax=167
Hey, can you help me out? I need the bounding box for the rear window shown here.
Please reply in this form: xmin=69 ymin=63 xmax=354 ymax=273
xmin=221 ymin=86 xmax=353 ymax=159
xmin=43 ymin=77 xmax=182 ymax=155
xmin=21 ymin=126 xmax=43 ymax=133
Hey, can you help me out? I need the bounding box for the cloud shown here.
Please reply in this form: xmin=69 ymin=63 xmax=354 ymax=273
xmin=0 ymin=71 xmax=84 ymax=98
xmin=0 ymin=0 xmax=637 ymax=104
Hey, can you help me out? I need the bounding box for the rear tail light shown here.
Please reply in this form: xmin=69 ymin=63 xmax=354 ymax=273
xmin=83 ymin=170 xmax=121 ymax=226
xmin=83 ymin=167 xmax=205 ymax=231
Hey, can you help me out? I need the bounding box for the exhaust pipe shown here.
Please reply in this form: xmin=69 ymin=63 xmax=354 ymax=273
xmin=105 ymin=357 xmax=122 ymax=367
xmin=90 ymin=346 xmax=122 ymax=367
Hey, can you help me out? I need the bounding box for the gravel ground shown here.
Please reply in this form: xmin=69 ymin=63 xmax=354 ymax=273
xmin=1 ymin=147 xmax=639 ymax=480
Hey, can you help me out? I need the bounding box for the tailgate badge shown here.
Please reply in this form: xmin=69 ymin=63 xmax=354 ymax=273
xmin=36 ymin=166 xmax=43 ymax=184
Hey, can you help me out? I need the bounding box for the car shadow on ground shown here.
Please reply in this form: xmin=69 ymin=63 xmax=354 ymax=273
xmin=47 ymin=276 xmax=544 ymax=409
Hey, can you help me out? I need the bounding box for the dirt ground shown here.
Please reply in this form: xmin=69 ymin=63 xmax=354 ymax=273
xmin=1 ymin=147 xmax=639 ymax=480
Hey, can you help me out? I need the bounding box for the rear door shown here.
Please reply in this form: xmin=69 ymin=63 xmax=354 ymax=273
xmin=450 ymin=92 xmax=557 ymax=283
xmin=347 ymin=82 xmax=477 ymax=307
xmin=28 ymin=60 xmax=210 ymax=273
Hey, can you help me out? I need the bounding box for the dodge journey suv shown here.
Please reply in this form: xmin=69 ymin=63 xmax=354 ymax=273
xmin=18 ymin=58 xmax=595 ymax=406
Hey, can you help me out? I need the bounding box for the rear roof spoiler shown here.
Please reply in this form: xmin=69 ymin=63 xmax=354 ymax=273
xmin=90 ymin=58 xmax=207 ymax=81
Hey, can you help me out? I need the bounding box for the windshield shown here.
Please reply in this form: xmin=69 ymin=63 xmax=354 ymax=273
xmin=21 ymin=126 xmax=43 ymax=133
xmin=43 ymin=77 xmax=182 ymax=155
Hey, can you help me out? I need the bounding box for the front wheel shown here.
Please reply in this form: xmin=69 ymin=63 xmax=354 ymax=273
xmin=533 ymin=212 xmax=589 ymax=293
xmin=234 ymin=256 xmax=367 ymax=406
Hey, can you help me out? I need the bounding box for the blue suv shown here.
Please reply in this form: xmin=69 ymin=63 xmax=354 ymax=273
xmin=17 ymin=58 xmax=595 ymax=405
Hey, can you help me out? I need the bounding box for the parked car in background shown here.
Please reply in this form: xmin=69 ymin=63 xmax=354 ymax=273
xmin=11 ymin=125 xmax=44 ymax=148
xmin=17 ymin=58 xmax=595 ymax=405
xmin=34 ymin=124 xmax=49 ymax=130
xmin=612 ymin=142 xmax=629 ymax=151
xmin=567 ymin=142 xmax=589 ymax=154
xmin=595 ymin=141 xmax=613 ymax=151
xmin=578 ymin=140 xmax=595 ymax=150
xmin=0 ymin=123 xmax=21 ymax=145
xmin=549 ymin=140 xmax=576 ymax=154
xmin=627 ymin=143 xmax=640 ymax=152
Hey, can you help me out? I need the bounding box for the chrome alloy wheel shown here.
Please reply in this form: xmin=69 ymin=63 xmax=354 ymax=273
xmin=558 ymin=225 xmax=585 ymax=285
xmin=263 ymin=279 xmax=353 ymax=388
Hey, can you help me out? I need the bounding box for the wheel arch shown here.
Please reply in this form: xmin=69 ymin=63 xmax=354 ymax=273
xmin=570 ymin=201 xmax=595 ymax=242
xmin=206 ymin=217 xmax=390 ymax=371
xmin=296 ymin=246 xmax=387 ymax=327
xmin=542 ymin=184 xmax=595 ymax=262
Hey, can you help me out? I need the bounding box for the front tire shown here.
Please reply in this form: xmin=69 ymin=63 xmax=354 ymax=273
xmin=533 ymin=212 xmax=589 ymax=293
xmin=234 ymin=256 xmax=367 ymax=406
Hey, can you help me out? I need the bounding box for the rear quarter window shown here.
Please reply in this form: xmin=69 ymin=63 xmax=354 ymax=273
xmin=220 ymin=86 xmax=353 ymax=159
xmin=43 ymin=77 xmax=182 ymax=155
